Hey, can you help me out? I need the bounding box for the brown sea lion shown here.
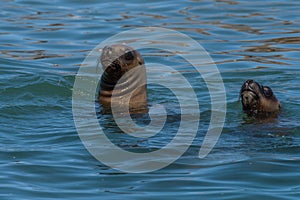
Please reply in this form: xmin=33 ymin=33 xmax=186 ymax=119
xmin=98 ymin=44 xmax=148 ymax=114
xmin=240 ymin=79 xmax=280 ymax=116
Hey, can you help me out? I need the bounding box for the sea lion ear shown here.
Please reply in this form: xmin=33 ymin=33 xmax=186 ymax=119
xmin=263 ymin=86 xmax=273 ymax=97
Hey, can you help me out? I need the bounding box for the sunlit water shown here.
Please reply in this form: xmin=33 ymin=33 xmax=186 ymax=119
xmin=1 ymin=0 xmax=300 ymax=199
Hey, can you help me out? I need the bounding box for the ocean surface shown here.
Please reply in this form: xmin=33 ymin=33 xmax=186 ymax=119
xmin=1 ymin=0 xmax=300 ymax=199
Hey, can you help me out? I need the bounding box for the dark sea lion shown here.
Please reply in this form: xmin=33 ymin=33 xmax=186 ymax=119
xmin=98 ymin=44 xmax=148 ymax=114
xmin=240 ymin=79 xmax=280 ymax=116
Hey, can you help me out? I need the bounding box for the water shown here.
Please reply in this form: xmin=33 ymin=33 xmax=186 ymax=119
xmin=1 ymin=0 xmax=300 ymax=199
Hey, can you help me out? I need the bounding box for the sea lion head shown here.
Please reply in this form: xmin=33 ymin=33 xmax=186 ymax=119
xmin=98 ymin=44 xmax=148 ymax=114
xmin=240 ymin=79 xmax=280 ymax=115
xmin=100 ymin=44 xmax=145 ymax=85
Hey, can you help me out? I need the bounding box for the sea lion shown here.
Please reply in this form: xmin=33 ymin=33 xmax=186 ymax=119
xmin=98 ymin=44 xmax=148 ymax=114
xmin=240 ymin=79 xmax=280 ymax=116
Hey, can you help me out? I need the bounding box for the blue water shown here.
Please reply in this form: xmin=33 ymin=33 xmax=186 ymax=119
xmin=1 ymin=0 xmax=300 ymax=199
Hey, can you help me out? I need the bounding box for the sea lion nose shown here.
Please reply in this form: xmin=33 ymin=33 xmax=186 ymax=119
xmin=243 ymin=79 xmax=254 ymax=87
xmin=246 ymin=79 xmax=253 ymax=84
xmin=102 ymin=46 xmax=112 ymax=55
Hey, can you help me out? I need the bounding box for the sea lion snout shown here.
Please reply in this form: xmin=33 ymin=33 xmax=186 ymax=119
xmin=240 ymin=79 xmax=280 ymax=115
xmin=240 ymin=80 xmax=259 ymax=111
xmin=101 ymin=45 xmax=144 ymax=67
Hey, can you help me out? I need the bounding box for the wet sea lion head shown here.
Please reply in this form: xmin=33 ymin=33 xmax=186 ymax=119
xmin=100 ymin=44 xmax=145 ymax=85
xmin=98 ymin=44 xmax=148 ymax=114
xmin=240 ymin=79 xmax=280 ymax=115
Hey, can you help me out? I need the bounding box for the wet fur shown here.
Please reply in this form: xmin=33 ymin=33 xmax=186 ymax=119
xmin=98 ymin=44 xmax=148 ymax=114
xmin=240 ymin=79 xmax=280 ymax=116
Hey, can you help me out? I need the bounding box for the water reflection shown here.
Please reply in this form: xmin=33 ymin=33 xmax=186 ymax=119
xmin=0 ymin=49 xmax=70 ymax=60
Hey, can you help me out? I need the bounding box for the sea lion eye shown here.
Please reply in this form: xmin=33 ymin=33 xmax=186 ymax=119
xmin=124 ymin=51 xmax=135 ymax=61
xmin=263 ymin=86 xmax=273 ymax=97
